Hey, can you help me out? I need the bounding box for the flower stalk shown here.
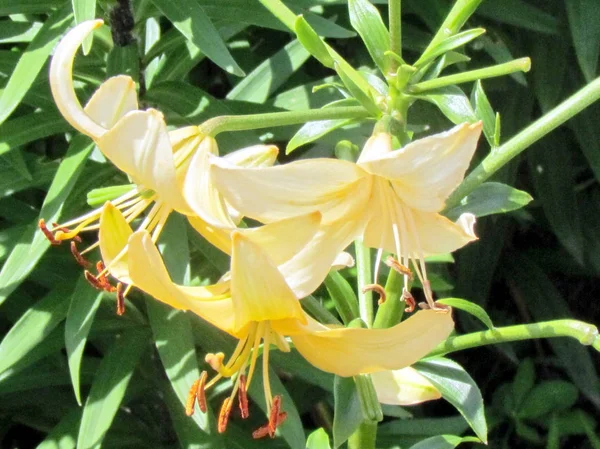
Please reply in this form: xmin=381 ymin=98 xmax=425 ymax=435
xmin=429 ymin=319 xmax=600 ymax=357
xmin=355 ymin=241 xmax=374 ymax=328
xmin=388 ymin=0 xmax=403 ymax=72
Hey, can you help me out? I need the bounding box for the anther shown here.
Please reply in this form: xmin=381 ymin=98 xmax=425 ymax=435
xmin=238 ymin=374 xmax=249 ymax=419
xmin=252 ymin=412 xmax=288 ymax=439
xmin=185 ymin=379 xmax=201 ymax=416
xmin=84 ymin=271 xmax=105 ymax=290
xmin=217 ymin=398 xmax=233 ymax=433
xmin=95 ymin=261 xmax=115 ymax=292
xmin=385 ymin=256 xmax=413 ymax=280
xmin=205 ymin=352 xmax=225 ymax=372
xmin=363 ymin=284 xmax=386 ymax=304
xmin=39 ymin=219 xmax=59 ymax=245
xmin=70 ymin=241 xmax=91 ymax=268
xmin=197 ymin=371 xmax=208 ymax=413
xmin=116 ymin=283 xmax=125 ymax=316
xmin=403 ymin=289 xmax=416 ymax=313
xmin=268 ymin=395 xmax=282 ymax=437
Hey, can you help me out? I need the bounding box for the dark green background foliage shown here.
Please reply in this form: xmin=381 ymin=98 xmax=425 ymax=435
xmin=0 ymin=0 xmax=598 ymax=448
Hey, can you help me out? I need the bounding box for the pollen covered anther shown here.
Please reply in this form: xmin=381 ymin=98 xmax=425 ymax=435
xmin=403 ymin=289 xmax=416 ymax=313
xmin=385 ymin=256 xmax=413 ymax=280
xmin=238 ymin=374 xmax=249 ymax=419
xmin=84 ymin=270 xmax=105 ymax=290
xmin=70 ymin=241 xmax=91 ymax=268
xmin=116 ymin=283 xmax=125 ymax=316
xmin=197 ymin=371 xmax=208 ymax=413
xmin=95 ymin=261 xmax=116 ymax=292
xmin=252 ymin=412 xmax=288 ymax=439
xmin=185 ymin=378 xmax=201 ymax=416
xmin=39 ymin=219 xmax=60 ymax=245
xmin=218 ymin=398 xmax=233 ymax=433
xmin=363 ymin=283 xmax=386 ymax=304
xmin=268 ymin=395 xmax=282 ymax=437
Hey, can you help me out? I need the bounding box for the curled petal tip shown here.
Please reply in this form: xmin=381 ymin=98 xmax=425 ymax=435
xmin=456 ymin=212 xmax=477 ymax=240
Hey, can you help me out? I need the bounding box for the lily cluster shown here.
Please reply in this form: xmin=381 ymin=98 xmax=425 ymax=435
xmin=44 ymin=20 xmax=482 ymax=438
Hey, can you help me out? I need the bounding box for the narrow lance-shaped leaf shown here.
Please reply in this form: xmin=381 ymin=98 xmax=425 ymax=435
xmin=72 ymin=0 xmax=96 ymax=54
xmin=348 ymin=0 xmax=390 ymax=74
xmin=436 ymin=298 xmax=494 ymax=330
xmin=333 ymin=376 xmax=363 ymax=448
xmin=566 ymin=0 xmax=600 ymax=82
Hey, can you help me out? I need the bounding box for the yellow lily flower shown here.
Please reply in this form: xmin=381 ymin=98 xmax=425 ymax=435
xmin=371 ymin=367 xmax=441 ymax=406
xmin=210 ymin=123 xmax=482 ymax=307
xmin=43 ymin=20 xmax=277 ymax=302
xmin=109 ymin=208 xmax=454 ymax=437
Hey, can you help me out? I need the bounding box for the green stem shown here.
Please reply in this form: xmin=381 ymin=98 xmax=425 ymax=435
xmin=445 ymin=76 xmax=600 ymax=209
xmin=354 ymin=241 xmax=373 ymax=327
xmin=373 ymin=268 xmax=403 ymax=329
xmin=199 ymin=106 xmax=369 ymax=136
xmin=348 ymin=421 xmax=378 ymax=449
xmin=409 ymin=58 xmax=531 ymax=93
xmin=429 ymin=319 xmax=599 ymax=357
xmin=302 ymin=296 xmax=342 ymax=325
xmin=388 ymin=0 xmax=402 ymax=71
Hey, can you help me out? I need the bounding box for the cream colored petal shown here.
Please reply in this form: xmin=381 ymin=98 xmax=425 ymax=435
xmin=358 ymin=123 xmax=482 ymax=212
xmin=331 ymin=251 xmax=355 ymax=270
xmin=169 ymin=126 xmax=201 ymax=150
xmin=211 ymin=158 xmax=372 ymax=224
xmin=183 ymin=137 xmax=236 ymax=229
xmin=284 ymin=310 xmax=454 ymax=377
xmin=83 ymin=76 xmax=138 ymax=129
xmin=230 ymin=232 xmax=306 ymax=333
xmin=187 ymin=215 xmax=234 ymax=255
xmin=95 ymin=109 xmax=188 ymax=212
xmin=371 ymin=367 xmax=441 ymax=405
xmin=128 ymin=231 xmax=236 ymax=335
xmin=222 ymin=144 xmax=279 ymax=224
xmin=356 ymin=132 xmax=393 ymax=164
xmin=99 ymin=202 xmax=133 ymax=283
xmin=362 ymin=177 xmax=402 ymax=254
xmin=50 ymin=20 xmax=106 ymax=139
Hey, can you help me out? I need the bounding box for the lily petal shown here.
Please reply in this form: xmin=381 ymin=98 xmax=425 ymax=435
xmin=230 ymin=232 xmax=306 ymax=333
xmin=50 ymin=20 xmax=106 ymax=139
xmin=83 ymin=75 xmax=137 ymax=129
xmin=99 ymin=202 xmax=133 ymax=283
xmin=95 ymin=109 xmax=188 ymax=212
xmin=371 ymin=367 xmax=441 ymax=405
xmin=128 ymin=231 xmax=236 ymax=334
xmin=358 ymin=122 xmax=482 ymax=212
xmin=211 ymin=158 xmax=372 ymax=224
xmin=281 ymin=310 xmax=454 ymax=377
xmin=356 ymin=132 xmax=393 ymax=164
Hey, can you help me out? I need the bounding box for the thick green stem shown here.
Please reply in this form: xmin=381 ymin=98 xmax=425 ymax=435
xmin=409 ymin=58 xmax=530 ymax=93
xmin=348 ymin=421 xmax=378 ymax=449
xmin=199 ymin=106 xmax=369 ymax=136
xmin=445 ymin=76 xmax=600 ymax=210
xmin=354 ymin=241 xmax=373 ymax=327
xmin=388 ymin=0 xmax=402 ymax=71
xmin=429 ymin=319 xmax=599 ymax=357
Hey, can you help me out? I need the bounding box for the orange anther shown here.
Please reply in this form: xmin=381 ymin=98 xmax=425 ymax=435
xmin=186 ymin=379 xmax=201 ymax=416
xmin=362 ymin=283 xmax=386 ymax=305
xmin=385 ymin=256 xmax=413 ymax=280
xmin=39 ymin=219 xmax=59 ymax=245
xmin=70 ymin=241 xmax=91 ymax=268
xmin=197 ymin=371 xmax=208 ymax=413
xmin=217 ymin=398 xmax=233 ymax=433
xmin=403 ymin=289 xmax=416 ymax=313
xmin=84 ymin=271 xmax=104 ymax=290
xmin=95 ymin=261 xmax=115 ymax=292
xmin=116 ymin=283 xmax=125 ymax=316
xmin=238 ymin=374 xmax=249 ymax=419
xmin=252 ymin=412 xmax=287 ymax=439
xmin=268 ymin=395 xmax=282 ymax=437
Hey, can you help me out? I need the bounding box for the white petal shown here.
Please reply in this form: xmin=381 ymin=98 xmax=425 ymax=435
xmin=84 ymin=76 xmax=138 ymax=129
xmin=358 ymin=122 xmax=482 ymax=212
xmin=50 ymin=20 xmax=107 ymax=139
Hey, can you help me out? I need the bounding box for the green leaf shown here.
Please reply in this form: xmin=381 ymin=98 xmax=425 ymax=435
xmin=334 ymin=61 xmax=381 ymax=116
xmin=294 ymin=15 xmax=334 ymax=68
xmin=0 ymin=0 xmax=65 ymax=15
xmin=0 ymin=20 xmax=43 ymax=43
xmin=415 ymin=28 xmax=485 ymax=68
xmin=72 ymin=0 xmax=96 ymax=54
xmin=35 ymin=408 xmax=80 ymax=449
xmin=471 ymin=80 xmax=496 ymax=147
xmin=528 ymin=131 xmax=584 ymax=264
xmin=0 ymin=5 xmax=72 ymax=127
xmin=107 ymin=44 xmax=140 ymax=82
xmin=408 ymin=435 xmax=481 ymax=449
xmin=444 ymin=182 xmax=533 ymax=220
xmin=65 ymin=277 xmax=103 ymax=405
xmin=0 ymin=286 xmax=70 ymax=375
xmin=436 ymin=298 xmax=494 ymax=330
xmin=333 ymin=376 xmax=363 ymax=448
xmin=512 ymin=358 xmax=535 ymax=409
xmin=0 ymin=136 xmax=93 ymax=305
xmin=416 ymin=357 xmax=487 ymax=443
xmin=286 ymin=118 xmax=356 ymax=154
xmin=77 ymin=330 xmax=147 ymax=449
xmin=324 ymin=271 xmax=359 ymax=325
xmin=227 ymin=39 xmax=310 ymax=103
xmin=307 ymin=428 xmax=332 ymax=449
xmin=480 ymin=36 xmax=527 ymax=86
xmin=517 ymin=381 xmax=579 ymax=419
xmin=566 ymin=0 xmax=600 ymax=82
xmin=415 ymin=86 xmax=477 ymax=125
xmin=348 ymin=0 xmax=390 ymax=74
xmin=477 ymin=0 xmax=560 ymax=35
xmin=149 ymin=0 xmax=244 ymax=76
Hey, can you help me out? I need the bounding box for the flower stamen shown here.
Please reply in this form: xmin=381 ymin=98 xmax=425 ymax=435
xmin=363 ymin=283 xmax=386 ymax=304
xmin=116 ymin=282 xmax=126 ymax=316
xmin=238 ymin=374 xmax=249 ymax=419
xmin=197 ymin=371 xmax=208 ymax=413
xmin=70 ymin=241 xmax=91 ymax=268
xmin=217 ymin=398 xmax=233 ymax=433
xmin=38 ymin=219 xmax=60 ymax=245
xmin=385 ymin=256 xmax=413 ymax=280
xmin=185 ymin=378 xmax=201 ymax=416
xmin=403 ymin=289 xmax=416 ymax=313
